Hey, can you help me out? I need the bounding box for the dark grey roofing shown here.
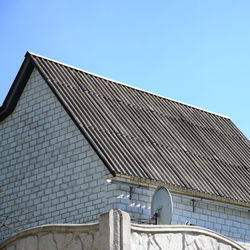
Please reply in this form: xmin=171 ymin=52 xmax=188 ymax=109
xmin=1 ymin=52 xmax=250 ymax=205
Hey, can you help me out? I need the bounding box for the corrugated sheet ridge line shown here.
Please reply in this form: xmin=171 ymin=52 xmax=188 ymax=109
xmin=44 ymin=53 xmax=247 ymax=145
xmin=80 ymin=66 xmax=221 ymax=134
xmin=54 ymin=66 xmax=248 ymax=169
xmin=39 ymin=56 xmax=248 ymax=162
xmin=28 ymin=52 xmax=234 ymax=118
xmin=47 ymin=61 xmax=119 ymax=134
xmin=28 ymin=54 xmax=250 ymax=204
xmin=90 ymin=73 xmax=246 ymax=146
xmin=55 ymin=57 xmax=248 ymax=155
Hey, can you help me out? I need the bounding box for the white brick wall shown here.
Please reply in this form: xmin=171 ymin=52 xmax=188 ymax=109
xmin=115 ymin=184 xmax=152 ymax=222
xmin=0 ymin=69 xmax=116 ymax=241
xmin=0 ymin=68 xmax=249 ymax=249
xmin=171 ymin=195 xmax=250 ymax=248
xmin=114 ymin=184 xmax=250 ymax=248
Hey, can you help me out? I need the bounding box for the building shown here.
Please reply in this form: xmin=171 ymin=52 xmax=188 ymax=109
xmin=0 ymin=52 xmax=249 ymax=248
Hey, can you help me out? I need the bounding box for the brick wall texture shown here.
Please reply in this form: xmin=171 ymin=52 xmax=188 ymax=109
xmin=0 ymin=68 xmax=249 ymax=249
xmin=115 ymin=184 xmax=250 ymax=248
xmin=0 ymin=69 xmax=116 ymax=241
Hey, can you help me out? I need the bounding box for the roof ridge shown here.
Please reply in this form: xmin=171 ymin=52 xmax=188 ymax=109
xmin=21 ymin=51 xmax=249 ymax=204
xmin=26 ymin=51 xmax=230 ymax=119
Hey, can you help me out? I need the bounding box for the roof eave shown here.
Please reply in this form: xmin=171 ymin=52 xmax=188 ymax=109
xmin=0 ymin=55 xmax=34 ymax=121
xmin=112 ymin=174 xmax=250 ymax=209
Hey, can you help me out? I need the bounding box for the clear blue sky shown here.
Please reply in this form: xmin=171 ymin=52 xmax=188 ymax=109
xmin=1 ymin=0 xmax=250 ymax=139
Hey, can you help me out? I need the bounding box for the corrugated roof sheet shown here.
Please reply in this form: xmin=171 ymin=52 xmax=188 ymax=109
xmin=3 ymin=52 xmax=250 ymax=205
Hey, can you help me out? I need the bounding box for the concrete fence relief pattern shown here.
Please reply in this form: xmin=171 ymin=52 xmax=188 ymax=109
xmin=130 ymin=224 xmax=246 ymax=250
xmin=1 ymin=210 xmax=246 ymax=250
xmin=1 ymin=224 xmax=100 ymax=250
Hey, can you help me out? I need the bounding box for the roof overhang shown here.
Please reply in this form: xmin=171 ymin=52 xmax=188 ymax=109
xmin=108 ymin=174 xmax=250 ymax=209
xmin=1 ymin=52 xmax=249 ymax=207
xmin=0 ymin=55 xmax=34 ymax=121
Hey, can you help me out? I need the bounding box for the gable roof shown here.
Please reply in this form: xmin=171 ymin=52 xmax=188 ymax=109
xmin=1 ymin=52 xmax=249 ymax=206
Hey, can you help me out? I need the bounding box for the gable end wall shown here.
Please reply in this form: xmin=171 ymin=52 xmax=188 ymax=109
xmin=0 ymin=68 xmax=116 ymax=241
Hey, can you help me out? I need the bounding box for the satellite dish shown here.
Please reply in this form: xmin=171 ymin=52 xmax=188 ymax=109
xmin=151 ymin=187 xmax=173 ymax=225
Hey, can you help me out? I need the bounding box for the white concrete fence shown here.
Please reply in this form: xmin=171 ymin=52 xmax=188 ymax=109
xmin=0 ymin=210 xmax=246 ymax=250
